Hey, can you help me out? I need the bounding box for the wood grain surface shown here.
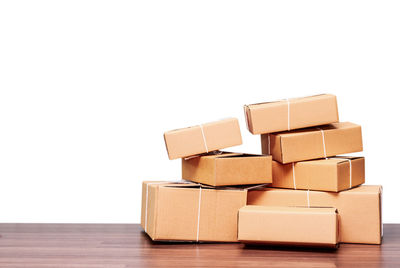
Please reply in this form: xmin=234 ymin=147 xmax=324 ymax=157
xmin=0 ymin=223 xmax=398 ymax=267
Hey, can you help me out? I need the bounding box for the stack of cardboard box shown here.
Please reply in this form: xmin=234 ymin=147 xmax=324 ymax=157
xmin=141 ymin=94 xmax=382 ymax=248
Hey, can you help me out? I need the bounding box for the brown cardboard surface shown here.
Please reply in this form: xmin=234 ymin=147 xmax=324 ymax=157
xmin=141 ymin=181 xmax=248 ymax=242
xmin=164 ymin=118 xmax=242 ymax=160
xmin=244 ymin=94 xmax=339 ymax=134
xmin=271 ymin=156 xmax=365 ymax=192
xmin=247 ymin=185 xmax=382 ymax=244
xmin=238 ymin=206 xmax=338 ymax=247
xmin=262 ymin=122 xmax=363 ymax=163
xmin=182 ymin=152 xmax=272 ymax=186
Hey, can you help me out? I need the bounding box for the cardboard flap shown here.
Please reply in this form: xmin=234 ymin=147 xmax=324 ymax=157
xmin=304 ymin=157 xmax=363 ymax=165
xmin=245 ymin=94 xmax=329 ymax=108
xmin=334 ymin=156 xmax=364 ymax=162
xmin=183 ymin=152 xmax=219 ymax=160
xmin=216 ymin=153 xmax=266 ymax=159
xmin=163 ymin=184 xmax=214 ymax=190
xmin=225 ymin=183 xmax=270 ymax=191
xmin=183 ymin=151 xmax=259 ymax=159
xmin=160 ymin=182 xmax=269 ymax=191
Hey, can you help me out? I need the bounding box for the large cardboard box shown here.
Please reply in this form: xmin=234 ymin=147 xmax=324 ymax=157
xmin=244 ymin=94 xmax=339 ymax=134
xmin=271 ymin=156 xmax=365 ymax=192
xmin=164 ymin=118 xmax=242 ymax=160
xmin=238 ymin=206 xmax=339 ymax=247
xmin=262 ymin=122 xmax=363 ymax=163
xmin=141 ymin=181 xmax=249 ymax=242
xmin=247 ymin=185 xmax=382 ymax=244
xmin=182 ymin=152 xmax=272 ymax=186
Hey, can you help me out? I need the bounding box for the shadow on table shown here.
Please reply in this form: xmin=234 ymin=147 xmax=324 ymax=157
xmin=139 ymin=230 xmax=241 ymax=245
xmin=242 ymin=243 xmax=338 ymax=252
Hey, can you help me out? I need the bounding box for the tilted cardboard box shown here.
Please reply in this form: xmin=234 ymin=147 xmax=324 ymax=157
xmin=247 ymin=185 xmax=382 ymax=244
xmin=182 ymin=152 xmax=272 ymax=186
xmin=164 ymin=118 xmax=242 ymax=160
xmin=262 ymin=122 xmax=363 ymax=164
xmin=244 ymin=94 xmax=339 ymax=134
xmin=238 ymin=206 xmax=339 ymax=247
xmin=271 ymin=156 xmax=365 ymax=192
xmin=141 ymin=181 xmax=249 ymax=242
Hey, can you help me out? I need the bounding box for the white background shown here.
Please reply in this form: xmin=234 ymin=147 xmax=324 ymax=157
xmin=0 ymin=1 xmax=399 ymax=223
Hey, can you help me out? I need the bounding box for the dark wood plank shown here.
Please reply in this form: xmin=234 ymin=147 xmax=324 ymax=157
xmin=0 ymin=223 xmax=398 ymax=267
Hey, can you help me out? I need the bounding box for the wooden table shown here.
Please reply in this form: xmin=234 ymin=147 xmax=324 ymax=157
xmin=0 ymin=223 xmax=398 ymax=267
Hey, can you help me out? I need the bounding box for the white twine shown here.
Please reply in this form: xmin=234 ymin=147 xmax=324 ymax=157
xmin=196 ymin=186 xmax=202 ymax=242
xmin=317 ymin=128 xmax=327 ymax=158
xmin=292 ymin=162 xmax=296 ymax=190
xmin=346 ymin=159 xmax=353 ymax=188
xmin=199 ymin=124 xmax=209 ymax=153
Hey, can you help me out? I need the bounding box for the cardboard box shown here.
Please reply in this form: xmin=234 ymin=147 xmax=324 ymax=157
xmin=141 ymin=181 xmax=249 ymax=242
xmin=164 ymin=118 xmax=242 ymax=160
xmin=262 ymin=122 xmax=363 ymax=163
xmin=244 ymin=94 xmax=339 ymax=134
xmin=238 ymin=206 xmax=339 ymax=247
xmin=271 ymin=156 xmax=365 ymax=192
xmin=247 ymin=185 xmax=382 ymax=244
xmin=182 ymin=152 xmax=272 ymax=186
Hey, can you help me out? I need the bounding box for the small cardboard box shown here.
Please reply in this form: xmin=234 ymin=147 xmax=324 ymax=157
xmin=262 ymin=122 xmax=363 ymax=164
xmin=244 ymin=94 xmax=339 ymax=134
xmin=182 ymin=152 xmax=272 ymax=186
xmin=271 ymin=156 xmax=365 ymax=192
xmin=247 ymin=185 xmax=382 ymax=244
xmin=238 ymin=206 xmax=339 ymax=247
xmin=164 ymin=118 xmax=242 ymax=160
xmin=141 ymin=181 xmax=249 ymax=242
